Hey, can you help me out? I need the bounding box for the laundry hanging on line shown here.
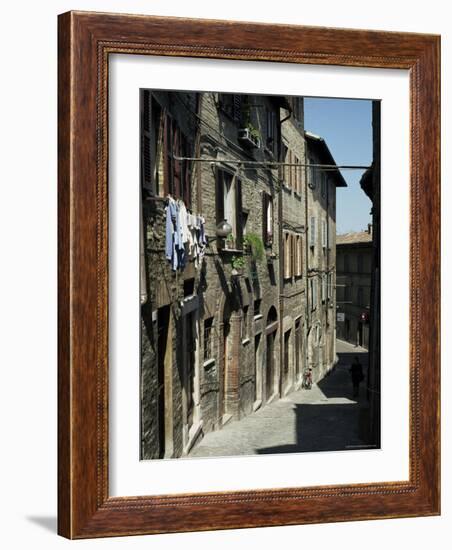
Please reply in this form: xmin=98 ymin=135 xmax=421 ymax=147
xmin=165 ymin=195 xmax=206 ymax=272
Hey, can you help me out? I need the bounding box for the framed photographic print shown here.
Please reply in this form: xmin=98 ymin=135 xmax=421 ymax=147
xmin=58 ymin=11 xmax=440 ymax=538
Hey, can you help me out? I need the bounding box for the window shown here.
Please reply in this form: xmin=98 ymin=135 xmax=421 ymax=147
xmin=262 ymin=192 xmax=274 ymax=247
xmin=322 ymin=220 xmax=327 ymax=249
xmin=322 ymin=274 xmax=327 ymax=303
xmin=295 ymin=319 xmax=302 ymax=376
xmin=309 ymin=216 xmax=316 ymax=248
xmin=291 ymin=234 xmax=297 ymax=278
xmin=242 ymin=306 xmax=249 ymax=341
xmin=284 ymin=232 xmax=292 ymax=279
xmin=219 ymin=93 xmax=242 ymax=122
xmin=284 ymin=330 xmax=291 ymax=375
xmin=295 ymin=235 xmax=303 ymax=277
xmin=185 ymin=312 xmax=196 ymax=428
xmin=141 ymin=91 xmax=193 ymax=200
xmin=216 ymin=169 xmax=243 ymax=249
xmin=294 ymin=155 xmax=301 ymax=195
xmin=242 ymin=210 xmax=249 ymax=236
xmin=310 ymin=278 xmax=317 ymax=310
xmin=254 ymin=299 xmax=262 ymax=317
xmin=183 ymin=278 xmax=195 ymax=297
xmin=266 ymin=108 xmax=277 ymax=154
xmin=141 ymin=90 xmax=164 ymax=196
xmin=203 ymin=317 xmax=214 ymax=363
xmin=287 ymin=149 xmax=293 ymax=188
xmin=327 ymin=272 xmax=333 ymax=301
xmin=163 ymin=114 xmax=192 ymax=205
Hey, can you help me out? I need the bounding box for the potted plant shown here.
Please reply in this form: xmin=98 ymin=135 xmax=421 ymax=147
xmin=238 ymin=124 xmax=261 ymax=148
xmin=225 ymin=233 xmax=236 ymax=250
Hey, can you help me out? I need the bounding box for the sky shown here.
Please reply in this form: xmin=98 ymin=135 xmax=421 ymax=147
xmin=304 ymin=97 xmax=373 ymax=234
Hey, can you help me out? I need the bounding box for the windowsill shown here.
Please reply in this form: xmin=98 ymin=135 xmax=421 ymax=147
xmin=242 ymin=338 xmax=251 ymax=345
xmin=253 ymin=314 xmax=263 ymax=321
xmin=202 ymin=358 xmax=216 ymax=370
xmin=220 ymin=248 xmax=244 ymax=254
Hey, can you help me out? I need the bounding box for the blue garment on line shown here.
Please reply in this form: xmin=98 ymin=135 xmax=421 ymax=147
xmin=165 ymin=200 xmax=178 ymax=271
xmin=165 ymin=199 xmax=186 ymax=271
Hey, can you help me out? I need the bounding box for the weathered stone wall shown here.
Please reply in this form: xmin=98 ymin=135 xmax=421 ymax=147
xmin=306 ymin=145 xmax=337 ymax=382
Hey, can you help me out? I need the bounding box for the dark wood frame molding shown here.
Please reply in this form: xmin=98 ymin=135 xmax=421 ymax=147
xmin=58 ymin=11 xmax=440 ymax=539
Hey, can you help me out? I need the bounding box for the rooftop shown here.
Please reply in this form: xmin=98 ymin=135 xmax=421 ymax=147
xmin=304 ymin=131 xmax=348 ymax=188
xmin=336 ymin=229 xmax=373 ymax=245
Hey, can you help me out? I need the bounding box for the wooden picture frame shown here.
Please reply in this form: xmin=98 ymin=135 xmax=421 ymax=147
xmin=58 ymin=11 xmax=440 ymax=539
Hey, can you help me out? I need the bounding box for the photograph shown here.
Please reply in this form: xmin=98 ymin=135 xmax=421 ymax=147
xmin=139 ymin=89 xmax=381 ymax=460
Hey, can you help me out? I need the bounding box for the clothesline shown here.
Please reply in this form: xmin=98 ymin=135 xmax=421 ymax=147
xmin=165 ymin=195 xmax=207 ymax=272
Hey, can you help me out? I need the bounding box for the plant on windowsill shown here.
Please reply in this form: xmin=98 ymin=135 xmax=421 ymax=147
xmin=238 ymin=124 xmax=261 ymax=149
xmin=243 ymin=233 xmax=265 ymax=263
xmin=225 ymin=233 xmax=236 ymax=250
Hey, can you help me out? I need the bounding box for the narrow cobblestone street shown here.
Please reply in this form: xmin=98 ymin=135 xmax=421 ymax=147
xmin=189 ymin=339 xmax=371 ymax=458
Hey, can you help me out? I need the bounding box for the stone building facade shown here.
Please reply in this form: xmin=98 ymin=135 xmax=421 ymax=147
xmin=336 ymin=229 xmax=373 ymax=349
xmin=305 ymin=132 xmax=346 ymax=382
xmin=140 ymin=90 xmax=343 ymax=459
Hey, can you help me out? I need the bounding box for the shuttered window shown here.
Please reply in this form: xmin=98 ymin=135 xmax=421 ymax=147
xmin=328 ymin=272 xmax=333 ymax=301
xmin=284 ymin=232 xmax=291 ymax=279
xmin=309 ymin=216 xmax=316 ymax=248
xmin=296 ymin=235 xmax=303 ymax=276
xmin=322 ymin=220 xmax=327 ymax=249
xmin=216 ymin=169 xmax=243 ymax=249
xmin=262 ymin=193 xmax=273 ymax=247
xmin=266 ymin=109 xmax=277 ymax=155
xmin=141 ymin=91 xmax=164 ymax=195
xmin=219 ymin=93 xmax=242 ymax=122
xmin=310 ymin=278 xmax=317 ymax=310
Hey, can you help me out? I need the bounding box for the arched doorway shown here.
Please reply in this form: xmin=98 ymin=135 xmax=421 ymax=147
xmin=265 ymin=306 xmax=278 ymax=403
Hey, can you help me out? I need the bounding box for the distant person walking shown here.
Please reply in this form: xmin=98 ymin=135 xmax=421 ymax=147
xmin=350 ymin=356 xmax=364 ymax=398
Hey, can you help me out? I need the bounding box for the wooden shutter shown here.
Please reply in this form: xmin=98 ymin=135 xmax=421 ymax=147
xmin=216 ymin=169 xmax=225 ymax=225
xmin=173 ymin=123 xmax=181 ymax=198
xmin=283 ymin=232 xmax=289 ymax=279
xmin=141 ymin=90 xmax=153 ymax=193
xmin=163 ymin=113 xmax=173 ymax=195
xmin=235 ymin=178 xmax=243 ymax=249
xmin=310 ymin=217 xmax=316 ymax=247
xmin=262 ymin=192 xmax=268 ymax=246
xmin=291 ymin=234 xmax=296 ymax=277
xmin=181 ymin=136 xmax=192 ymax=207
xmin=215 ymin=169 xmax=225 ymax=249
xmin=233 ymin=95 xmax=242 ymax=122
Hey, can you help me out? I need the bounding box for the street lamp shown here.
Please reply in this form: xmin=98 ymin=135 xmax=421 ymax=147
xmin=215 ymin=219 xmax=232 ymax=238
